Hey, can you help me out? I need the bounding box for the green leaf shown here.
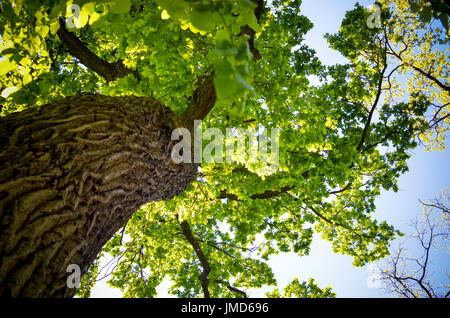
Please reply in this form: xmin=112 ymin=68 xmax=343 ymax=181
xmin=1 ymin=2 xmax=17 ymax=25
xmin=215 ymin=29 xmax=231 ymax=48
xmin=82 ymin=2 xmax=96 ymax=16
xmin=35 ymin=25 xmax=49 ymax=39
xmin=110 ymin=0 xmax=131 ymax=14
xmin=232 ymin=24 xmax=242 ymax=35
xmin=38 ymin=79 xmax=50 ymax=94
xmin=247 ymin=14 xmax=262 ymax=33
xmin=0 ymin=48 xmax=17 ymax=56
xmin=0 ymin=58 xmax=17 ymax=75
xmin=49 ymin=20 xmax=60 ymax=34
xmin=420 ymin=6 xmax=432 ymax=23
xmin=189 ymin=7 xmax=218 ymax=31
xmin=80 ymin=2 xmax=101 ymax=25
xmin=23 ymin=74 xmax=32 ymax=85
xmin=156 ymin=0 xmax=188 ymax=19
xmin=410 ymin=2 xmax=420 ymax=13
xmin=214 ymin=59 xmax=241 ymax=102
xmin=234 ymin=71 xmax=252 ymax=91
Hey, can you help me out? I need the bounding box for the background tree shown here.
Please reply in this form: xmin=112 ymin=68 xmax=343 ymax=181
xmin=0 ymin=0 xmax=447 ymax=298
xmin=379 ymin=187 xmax=449 ymax=298
xmin=266 ymin=278 xmax=335 ymax=298
xmin=327 ymin=0 xmax=449 ymax=151
xmin=408 ymin=0 xmax=450 ymax=31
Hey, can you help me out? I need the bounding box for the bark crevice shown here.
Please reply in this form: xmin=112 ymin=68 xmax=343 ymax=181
xmin=0 ymin=93 xmax=196 ymax=297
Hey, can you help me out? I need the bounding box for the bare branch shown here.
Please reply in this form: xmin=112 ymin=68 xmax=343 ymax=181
xmin=380 ymin=196 xmax=450 ymax=298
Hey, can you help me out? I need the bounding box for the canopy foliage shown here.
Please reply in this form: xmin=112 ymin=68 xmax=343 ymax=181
xmin=0 ymin=0 xmax=448 ymax=297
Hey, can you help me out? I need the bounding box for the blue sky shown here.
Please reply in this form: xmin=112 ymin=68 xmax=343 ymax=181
xmin=91 ymin=0 xmax=449 ymax=298
xmin=258 ymin=0 xmax=450 ymax=298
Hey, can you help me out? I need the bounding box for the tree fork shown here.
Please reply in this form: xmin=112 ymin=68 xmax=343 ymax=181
xmin=0 ymin=93 xmax=197 ymax=297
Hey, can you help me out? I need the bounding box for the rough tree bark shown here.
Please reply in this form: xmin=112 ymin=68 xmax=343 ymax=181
xmin=0 ymin=94 xmax=197 ymax=297
xmin=0 ymin=0 xmax=263 ymax=298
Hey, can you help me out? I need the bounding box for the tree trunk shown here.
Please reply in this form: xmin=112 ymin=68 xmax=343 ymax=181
xmin=0 ymin=93 xmax=197 ymax=297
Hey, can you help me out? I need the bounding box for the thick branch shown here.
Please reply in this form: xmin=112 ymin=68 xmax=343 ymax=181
xmin=179 ymin=220 xmax=211 ymax=298
xmin=384 ymin=29 xmax=449 ymax=95
xmin=56 ymin=18 xmax=139 ymax=83
xmin=215 ymin=279 xmax=248 ymax=298
xmin=181 ymin=71 xmax=217 ymax=129
xmin=411 ymin=65 xmax=450 ymax=94
xmin=181 ymin=0 xmax=265 ymax=127
xmin=218 ymin=185 xmax=294 ymax=201
xmin=356 ymin=63 xmax=387 ymax=152
xmin=362 ymin=129 xmax=402 ymax=154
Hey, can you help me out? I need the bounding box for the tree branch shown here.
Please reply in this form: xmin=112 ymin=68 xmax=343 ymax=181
xmin=356 ymin=63 xmax=388 ymax=152
xmin=307 ymin=205 xmax=362 ymax=238
xmin=285 ymin=192 xmax=363 ymax=238
xmin=181 ymin=0 xmax=265 ymax=128
xmin=56 ymin=17 xmax=140 ymax=83
xmin=419 ymin=199 xmax=449 ymax=214
xmin=218 ymin=186 xmax=294 ymax=201
xmin=410 ymin=65 xmax=450 ymax=94
xmin=179 ymin=220 xmax=211 ymax=298
xmin=215 ymin=279 xmax=248 ymax=298
xmin=181 ymin=71 xmax=217 ymax=129
xmin=384 ymin=27 xmax=449 ymax=95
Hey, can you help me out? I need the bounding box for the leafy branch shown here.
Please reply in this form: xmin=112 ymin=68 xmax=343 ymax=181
xmin=56 ymin=17 xmax=140 ymax=82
